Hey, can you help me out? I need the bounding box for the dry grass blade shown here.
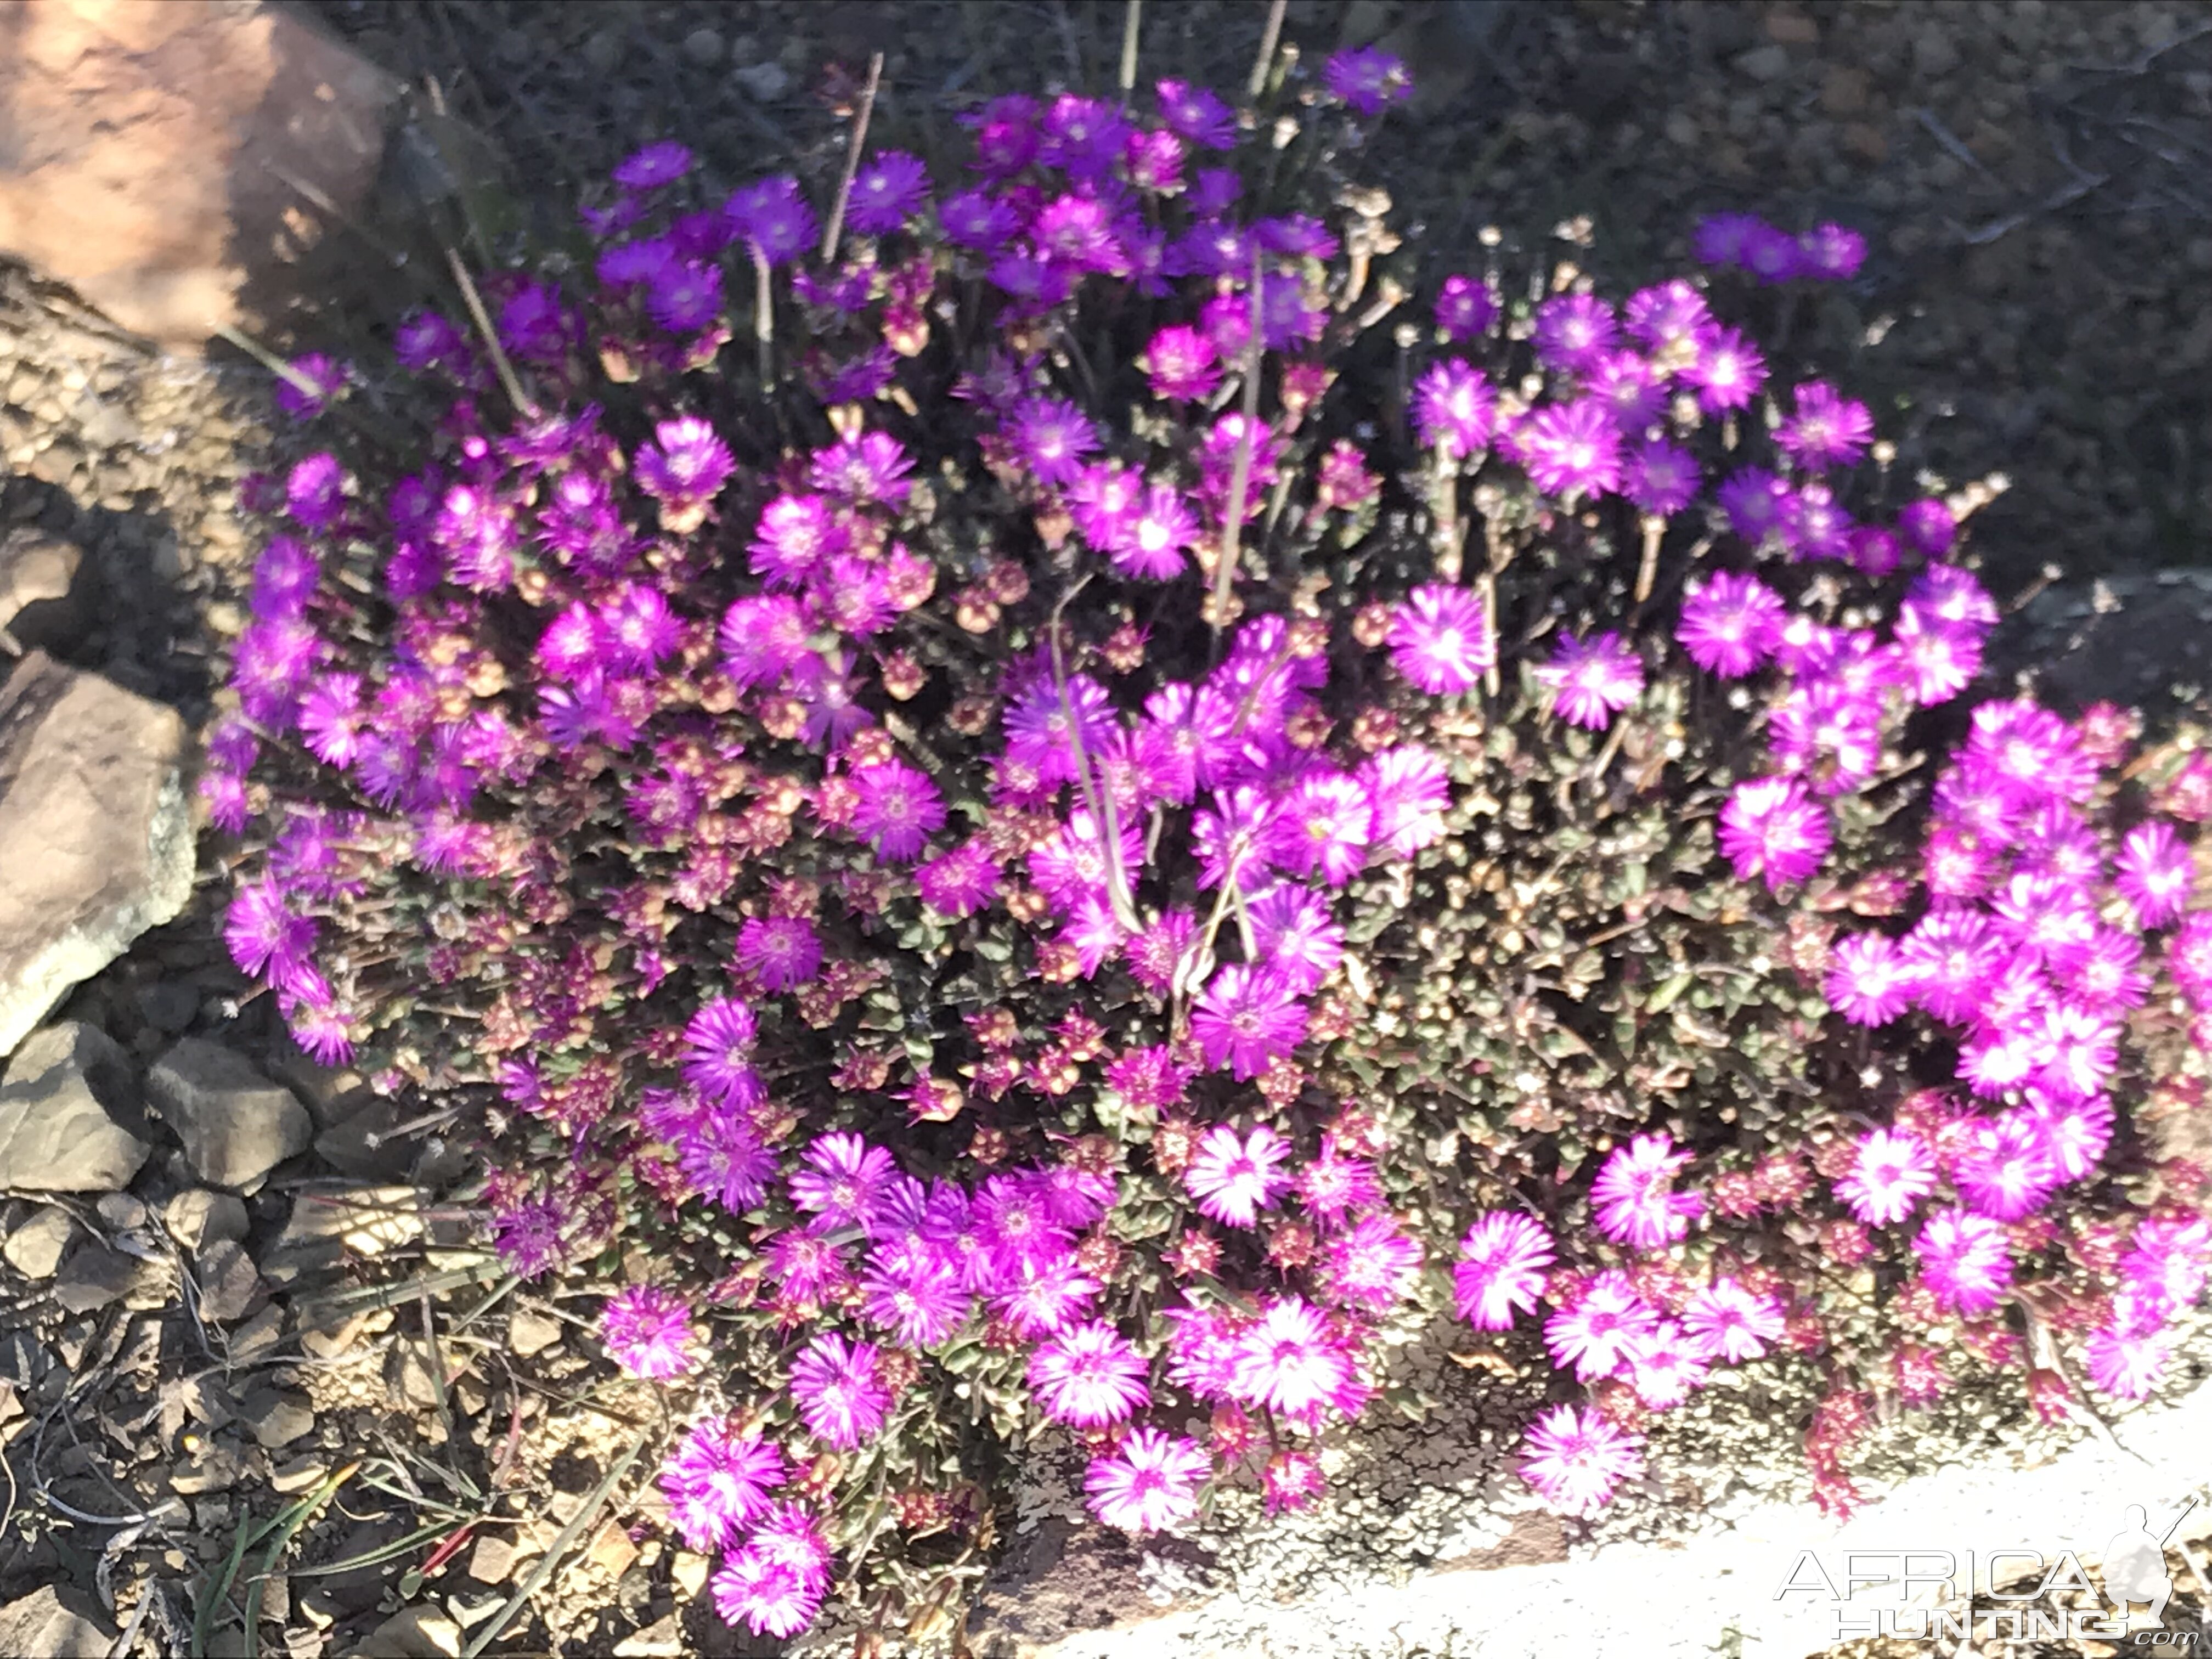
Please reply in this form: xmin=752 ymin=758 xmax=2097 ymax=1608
xmin=460 ymin=1426 xmax=652 ymax=1659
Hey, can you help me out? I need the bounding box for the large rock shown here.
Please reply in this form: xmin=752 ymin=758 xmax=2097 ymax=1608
xmin=0 ymin=1585 xmax=116 ymax=1658
xmin=0 ymin=653 xmax=194 ymax=1062
xmin=145 ymin=1038 xmax=311 ymax=1188
xmin=0 ymin=528 xmax=90 ymax=656
xmin=0 ymin=1 xmax=400 ymax=349
xmin=0 ymin=1020 xmax=150 ymax=1191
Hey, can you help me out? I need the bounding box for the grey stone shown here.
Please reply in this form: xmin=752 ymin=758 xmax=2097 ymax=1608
xmin=582 ymin=29 xmax=624 ymax=74
xmin=0 ymin=1020 xmax=150 ymax=1192
xmin=95 ymin=1190 xmax=146 ymax=1230
xmin=0 ymin=1584 xmax=116 ymax=1658
xmin=145 ymin=1038 xmax=311 ymax=1189
xmin=0 ymin=655 xmax=194 ymax=1062
xmin=2 ymin=1203 xmax=75 ymax=1277
xmin=732 ymin=59 xmax=791 ymax=101
xmin=357 ymin=1604 xmax=463 ymax=1658
xmin=165 ymin=1187 xmax=249 ymax=1251
xmin=682 ymin=26 xmax=724 ymax=66
xmin=194 ymin=1236 xmax=262 ymax=1324
xmin=170 ymin=1437 xmax=250 ymax=1496
xmin=52 ymin=1240 xmax=137 ymax=1312
xmin=1732 ymin=43 xmax=1791 ymax=81
xmin=263 ymin=1041 xmax=372 ymax=1129
xmin=135 ymin=979 xmax=199 ymax=1035
xmin=240 ymin=1385 xmax=314 ymax=1449
xmin=313 ymin=1094 xmax=416 ymax=1182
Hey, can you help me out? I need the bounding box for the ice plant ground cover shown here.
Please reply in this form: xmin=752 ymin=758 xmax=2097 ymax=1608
xmin=207 ymin=37 xmax=2212 ymax=1646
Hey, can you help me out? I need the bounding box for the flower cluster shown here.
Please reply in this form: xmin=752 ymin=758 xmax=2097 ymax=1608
xmin=213 ymin=38 xmax=2209 ymax=1645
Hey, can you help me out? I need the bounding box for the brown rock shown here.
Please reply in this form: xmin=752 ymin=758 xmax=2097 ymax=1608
xmin=0 ymin=655 xmax=194 ymax=1062
xmin=1843 ymin=121 xmax=1891 ymax=164
xmin=2 ymin=1203 xmax=75 ymax=1277
xmin=1821 ymin=63 xmax=1870 ymax=117
xmin=586 ymin=1518 xmax=639 ymax=1582
xmin=194 ymin=1235 xmax=263 ymax=1323
xmin=0 ymin=528 xmax=88 ymax=653
xmin=0 ymin=1 xmax=400 ymax=349
xmin=145 ymin=1038 xmax=312 ymax=1189
xmin=1763 ymin=8 xmax=1820 ymax=46
xmin=968 ymin=1518 xmax=1216 ymax=1658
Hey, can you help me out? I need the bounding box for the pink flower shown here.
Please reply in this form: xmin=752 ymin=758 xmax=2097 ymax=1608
xmin=1825 ymin=933 xmax=1918 ymax=1026
xmin=1182 ymin=1123 xmax=1293 ymax=1227
xmin=2114 ymin=821 xmax=2194 ymax=928
xmin=1314 ymin=1214 xmax=1425 ymax=1314
xmin=1545 ymin=1269 xmax=1658 ymax=1381
xmin=1229 ymin=1295 xmax=1360 ymax=1418
xmin=1520 ymin=1404 xmax=1644 ymax=1517
xmin=1538 ymin=631 xmax=1644 ymax=730
xmin=1834 ymin=1127 xmax=1937 ymax=1227
xmin=1453 ymin=1211 xmax=1555 ymax=1330
xmin=1718 ymin=775 xmax=1832 ymax=892
xmin=1390 ymin=584 xmax=1493 ymax=694
xmin=1914 ymin=1207 xmax=2013 ymax=1317
xmin=1623 ymin=1321 xmax=1712 ymax=1409
xmin=1189 ymin=966 xmax=1307 ymax=1081
xmin=1086 ymin=1426 xmax=1211 ymax=1534
xmin=2084 ymin=1319 xmax=2170 ymax=1401
xmin=1028 ymin=1321 xmax=1152 ymax=1427
xmin=1680 ymin=1276 xmax=1784 ymax=1363
xmin=599 ymin=1286 xmax=700 ymax=1380
xmin=788 ymin=1331 xmax=891 ymax=1449
xmin=1589 ymin=1132 xmax=1703 ymax=1252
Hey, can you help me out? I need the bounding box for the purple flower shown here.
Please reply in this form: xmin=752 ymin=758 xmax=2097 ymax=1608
xmin=789 ymin=1131 xmax=900 ymax=1232
xmin=1683 ymin=325 xmax=1767 ymax=414
xmin=1085 ymin=1427 xmax=1209 ymax=1534
xmin=1190 ymin=965 xmax=1306 ymax=1081
xmin=1139 ymin=325 xmax=1221 ymax=402
xmin=847 ymin=150 xmax=931 ymax=236
xmin=789 ymin=1333 xmax=891 ymax=1448
xmin=1742 ymin=222 xmax=1804 ymax=284
xmin=1835 ymin=1127 xmax=1938 ymax=1227
xmin=1538 ymin=631 xmax=1644 ymax=730
xmin=1412 ymin=360 xmax=1496 ymax=460
xmin=682 ymin=996 xmax=760 ymax=1107
xmin=1681 ymin=1277 xmax=1784 ymax=1363
xmin=1435 ymin=274 xmax=1497 ymax=341
xmin=678 ymin=1107 xmax=777 ymax=1214
xmin=1532 ymin=294 xmax=1620 ymax=374
xmin=1798 ymin=222 xmax=1867 ymax=281
xmin=808 ymin=431 xmax=915 ymax=507
xmin=273 ymin=353 xmax=348 ymax=419
xmin=1390 ymin=584 xmax=1492 ymax=694
xmin=1248 ymin=884 xmax=1345 ymax=996
xmin=1775 ymin=380 xmax=1875 ymax=471
xmin=1516 ymin=398 xmax=1622 ymax=498
xmin=645 ymin=261 xmax=723 ymax=333
xmin=1041 ymin=94 xmax=1131 ymax=180
xmin=916 ymin=840 xmax=1002 ymax=917
xmin=1692 ymin=212 xmax=1765 ymax=270
xmin=849 ymin=761 xmax=946 ymax=862
xmin=1677 ymin=572 xmax=1784 ymax=679
xmin=1156 ymin=79 xmax=1237 ymax=149
xmin=1362 ymin=744 xmax=1450 ymax=859
xmin=735 ymin=916 xmax=822 ymax=991
xmin=940 ymin=189 xmax=1020 ymax=251
xmin=726 ymin=175 xmax=817 ymax=264
xmin=614 ymin=140 xmax=693 ymax=189
xmin=1322 ymin=46 xmax=1412 ymax=115
xmin=599 ymin=1286 xmax=700 ymax=1379
xmin=1545 ymin=1271 xmax=1658 ymax=1381
xmin=1718 ymin=776 xmax=1832 ymax=891
xmin=224 ymin=881 xmax=317 ymax=992
xmin=860 ymin=1245 xmax=972 ymax=1348
xmin=2114 ymin=821 xmax=2194 ymax=928
xmin=1007 ymin=396 xmax=1101 ymax=486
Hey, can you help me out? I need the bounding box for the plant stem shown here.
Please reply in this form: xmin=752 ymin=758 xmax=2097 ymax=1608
xmin=1208 ymin=244 xmax=1267 ymax=633
xmin=1119 ymin=0 xmax=1142 ymax=97
xmin=443 ymin=246 xmax=537 ymax=419
xmin=1248 ymin=0 xmax=1287 ymax=103
xmin=821 ymin=52 xmax=886 ymax=267
xmin=753 ymin=246 xmax=775 ymax=385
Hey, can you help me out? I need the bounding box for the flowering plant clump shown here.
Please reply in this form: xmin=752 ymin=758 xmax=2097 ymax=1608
xmin=210 ymin=42 xmax=2212 ymax=1642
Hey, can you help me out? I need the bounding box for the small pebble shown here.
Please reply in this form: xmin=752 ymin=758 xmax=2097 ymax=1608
xmin=732 ymin=60 xmax=791 ymax=101
xmin=682 ymin=26 xmax=724 ymax=67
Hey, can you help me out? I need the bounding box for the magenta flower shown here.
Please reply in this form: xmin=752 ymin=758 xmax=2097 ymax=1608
xmin=1835 ymin=1127 xmax=1937 ymax=1227
xmin=1278 ymin=771 xmax=1376 ymax=884
xmin=1677 ymin=571 xmax=1785 ymax=678
xmin=599 ymin=1286 xmax=701 ymax=1379
xmin=1294 ymin=1139 xmax=1383 ymax=1228
xmin=2085 ymin=1321 xmax=2170 ymax=1401
xmin=1589 ymin=1132 xmax=1702 ymax=1252
xmin=1683 ymin=324 xmax=1767 ymax=414
xmin=1545 ymin=1270 xmax=1658 ymax=1381
xmin=1435 ymin=274 xmax=1497 ymax=340
xmin=1453 ymin=1211 xmax=1556 ymax=1330
xmin=1516 ymin=398 xmax=1622 ymax=498
xmin=678 ymin=1108 xmax=777 ymax=1214
xmin=860 ymin=1248 xmax=971 ymax=1349
xmin=1314 ymin=1214 xmax=1424 ymax=1314
xmin=1538 ymin=631 xmax=1644 ymax=730
xmin=1029 ymin=1321 xmax=1152 ymax=1427
xmin=1520 ymin=1404 xmax=1644 ymax=1517
xmin=1956 ymin=1111 xmax=2062 ymax=1221
xmin=788 ymin=1331 xmax=891 ymax=1449
xmin=1248 ymin=884 xmax=1345 ymax=996
xmin=1182 ymin=1122 xmax=1293 ymax=1227
xmin=682 ymin=996 xmax=760 ymax=1107
xmin=789 ymin=1131 xmax=900 ymax=1232
xmin=1390 ymin=584 xmax=1493 ymax=693
xmin=845 ymin=150 xmax=930 ymax=236
xmin=1532 ymin=293 xmax=1620 ymax=373
xmin=808 ymin=431 xmax=914 ymax=507
xmin=1775 ymin=380 xmax=1874 ymax=470
xmin=1412 ymin=360 xmax=1496 ymax=460
xmin=1623 ymin=1322 xmax=1712 ymax=1409
xmin=1624 ymin=438 xmax=1700 ymax=515
xmin=1825 ymin=933 xmax=1918 ymax=1026
xmin=735 ymin=916 xmax=823 ymax=991
xmin=1138 ymin=324 xmax=1221 ymax=402
xmin=1914 ymin=1207 xmax=2014 ymax=1316
xmin=1085 ymin=1427 xmax=1210 ymax=1534
xmin=1718 ymin=776 xmax=1832 ymax=892
xmin=1229 ymin=1295 xmax=1359 ymax=1417
xmin=849 ymin=761 xmax=946 ymax=862
xmin=916 ymin=840 xmax=1002 ymax=917
xmin=1680 ymin=1277 xmax=1784 ymax=1363
xmin=1008 ymin=395 xmax=1100 ymax=486
xmin=1362 ymin=744 xmax=1451 ymax=858
xmin=1190 ymin=966 xmax=1307 ymax=1081
xmin=660 ymin=1419 xmax=785 ymax=1551
xmin=1322 ymin=45 xmax=1412 ymax=116
xmin=2115 ymin=821 xmax=2195 ymax=928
